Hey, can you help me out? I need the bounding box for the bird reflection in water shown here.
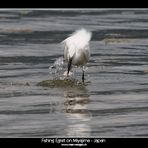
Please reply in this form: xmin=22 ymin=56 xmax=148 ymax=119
xmin=63 ymin=90 xmax=92 ymax=137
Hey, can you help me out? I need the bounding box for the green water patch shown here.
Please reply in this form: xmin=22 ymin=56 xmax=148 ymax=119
xmin=36 ymin=79 xmax=89 ymax=90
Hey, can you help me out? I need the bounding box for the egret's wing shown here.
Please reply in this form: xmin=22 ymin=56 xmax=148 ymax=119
xmin=64 ymin=47 xmax=68 ymax=61
xmin=83 ymin=45 xmax=90 ymax=61
xmin=62 ymin=41 xmax=68 ymax=61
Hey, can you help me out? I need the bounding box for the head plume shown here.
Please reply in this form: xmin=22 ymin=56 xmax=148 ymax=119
xmin=62 ymin=28 xmax=92 ymax=50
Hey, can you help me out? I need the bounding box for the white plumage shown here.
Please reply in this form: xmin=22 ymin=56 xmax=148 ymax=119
xmin=62 ymin=28 xmax=92 ymax=82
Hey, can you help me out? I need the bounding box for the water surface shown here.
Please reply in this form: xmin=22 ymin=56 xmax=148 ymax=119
xmin=0 ymin=9 xmax=148 ymax=137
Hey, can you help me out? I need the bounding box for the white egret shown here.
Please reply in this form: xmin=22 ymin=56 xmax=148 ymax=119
xmin=62 ymin=28 xmax=92 ymax=82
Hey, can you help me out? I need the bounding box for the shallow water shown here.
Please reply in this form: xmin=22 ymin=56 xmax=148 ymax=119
xmin=0 ymin=9 xmax=148 ymax=137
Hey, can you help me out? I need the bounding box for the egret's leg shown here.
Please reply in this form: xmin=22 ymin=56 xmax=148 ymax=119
xmin=67 ymin=58 xmax=72 ymax=76
xmin=82 ymin=66 xmax=85 ymax=83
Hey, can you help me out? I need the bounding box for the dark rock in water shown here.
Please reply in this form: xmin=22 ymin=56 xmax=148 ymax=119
xmin=36 ymin=79 xmax=87 ymax=89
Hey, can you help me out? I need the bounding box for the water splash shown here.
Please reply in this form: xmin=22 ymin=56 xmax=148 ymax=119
xmin=49 ymin=57 xmax=76 ymax=80
xmin=49 ymin=57 xmax=90 ymax=83
xmin=49 ymin=57 xmax=66 ymax=79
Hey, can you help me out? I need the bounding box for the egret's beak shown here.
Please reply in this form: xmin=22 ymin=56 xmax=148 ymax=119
xmin=67 ymin=58 xmax=72 ymax=76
